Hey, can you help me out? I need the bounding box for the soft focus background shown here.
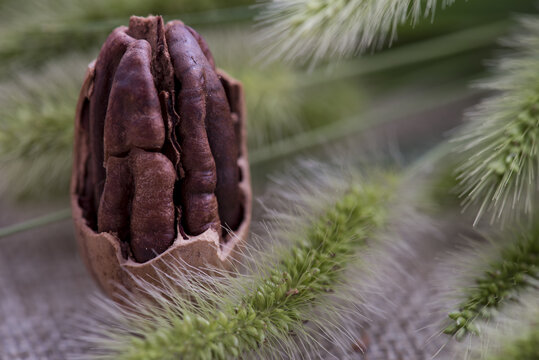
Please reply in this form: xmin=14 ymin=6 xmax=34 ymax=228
xmin=0 ymin=0 xmax=538 ymax=359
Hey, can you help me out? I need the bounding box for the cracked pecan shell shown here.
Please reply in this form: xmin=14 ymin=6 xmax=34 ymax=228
xmin=71 ymin=16 xmax=251 ymax=297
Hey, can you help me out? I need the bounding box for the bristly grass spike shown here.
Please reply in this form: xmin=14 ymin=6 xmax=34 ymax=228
xmin=441 ymin=221 xmax=539 ymax=341
xmin=76 ymin=161 xmax=396 ymax=359
xmin=256 ymin=0 xmax=455 ymax=66
xmin=455 ymin=16 xmax=539 ymax=225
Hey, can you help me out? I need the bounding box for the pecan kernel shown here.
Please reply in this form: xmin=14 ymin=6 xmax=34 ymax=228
xmin=74 ymin=16 xmax=247 ymax=264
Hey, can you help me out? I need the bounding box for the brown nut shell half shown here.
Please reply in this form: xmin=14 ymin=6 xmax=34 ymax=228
xmin=71 ymin=62 xmax=251 ymax=299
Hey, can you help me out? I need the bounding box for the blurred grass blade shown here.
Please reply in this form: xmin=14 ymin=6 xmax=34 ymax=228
xmin=298 ymin=20 xmax=510 ymax=88
xmin=250 ymin=82 xmax=477 ymax=164
xmin=0 ymin=2 xmax=256 ymax=76
xmin=0 ymin=208 xmax=71 ymax=239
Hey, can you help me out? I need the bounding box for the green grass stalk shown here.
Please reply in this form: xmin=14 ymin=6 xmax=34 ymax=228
xmin=80 ymin=172 xmax=394 ymax=359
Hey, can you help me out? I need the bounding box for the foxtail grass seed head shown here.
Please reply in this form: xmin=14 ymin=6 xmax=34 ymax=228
xmin=442 ymin=222 xmax=539 ymax=340
xmin=71 ymin=16 xmax=251 ymax=297
xmin=75 ymin=162 xmax=395 ymax=359
xmin=256 ymin=0 xmax=455 ymax=66
xmin=0 ymin=56 xmax=87 ymax=200
xmin=453 ymin=290 xmax=539 ymax=360
xmin=455 ymin=17 xmax=539 ymax=225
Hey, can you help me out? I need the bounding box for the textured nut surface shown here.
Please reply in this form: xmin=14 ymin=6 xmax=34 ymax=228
xmin=71 ymin=16 xmax=251 ymax=298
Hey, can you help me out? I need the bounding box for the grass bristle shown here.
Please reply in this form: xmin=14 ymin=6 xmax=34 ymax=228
xmin=75 ymin=163 xmax=396 ymax=359
xmin=457 ymin=290 xmax=539 ymax=360
xmin=455 ymin=16 xmax=539 ymax=225
xmin=0 ymin=55 xmax=88 ymax=200
xmin=255 ymin=0 xmax=455 ymax=66
xmin=442 ymin=222 xmax=539 ymax=341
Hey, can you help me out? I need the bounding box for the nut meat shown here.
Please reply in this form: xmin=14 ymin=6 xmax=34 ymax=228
xmin=71 ymin=16 xmax=251 ymax=296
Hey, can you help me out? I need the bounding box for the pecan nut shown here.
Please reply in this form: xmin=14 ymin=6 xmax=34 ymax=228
xmin=71 ymin=16 xmax=251 ymax=297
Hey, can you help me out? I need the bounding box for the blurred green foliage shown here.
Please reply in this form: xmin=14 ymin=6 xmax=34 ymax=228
xmin=0 ymin=56 xmax=84 ymax=200
xmin=0 ymin=0 xmax=537 ymax=203
xmin=207 ymin=28 xmax=365 ymax=148
xmin=487 ymin=326 xmax=539 ymax=360
xmin=427 ymin=158 xmax=461 ymax=209
xmin=0 ymin=0 xmax=254 ymax=76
